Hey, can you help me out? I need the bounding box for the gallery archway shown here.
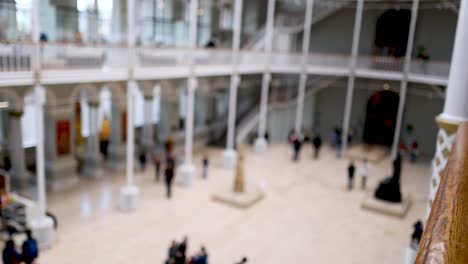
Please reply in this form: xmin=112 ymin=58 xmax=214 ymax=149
xmin=374 ymin=9 xmax=411 ymax=58
xmin=362 ymin=90 xmax=399 ymax=146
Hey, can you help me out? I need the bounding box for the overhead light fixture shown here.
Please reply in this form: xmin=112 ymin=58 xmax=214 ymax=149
xmin=0 ymin=102 xmax=9 ymax=109
xmin=383 ymin=83 xmax=390 ymax=90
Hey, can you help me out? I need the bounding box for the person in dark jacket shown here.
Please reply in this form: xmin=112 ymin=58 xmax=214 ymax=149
xmin=312 ymin=134 xmax=323 ymax=159
xmin=202 ymin=155 xmax=209 ymax=179
xmin=21 ymin=229 xmax=39 ymax=264
xmin=348 ymin=161 xmax=356 ymax=190
xmin=291 ymin=134 xmax=302 ymax=161
xmin=165 ymin=159 xmax=175 ymax=199
xmin=139 ymin=150 xmax=147 ymax=171
xmin=2 ymin=240 xmax=21 ymax=264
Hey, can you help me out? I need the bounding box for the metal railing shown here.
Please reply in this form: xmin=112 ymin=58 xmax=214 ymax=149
xmin=0 ymin=43 xmax=33 ymax=72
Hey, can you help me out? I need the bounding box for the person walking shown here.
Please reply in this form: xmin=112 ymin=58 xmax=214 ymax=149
xmin=21 ymin=229 xmax=39 ymax=264
xmin=139 ymin=150 xmax=147 ymax=172
xmin=165 ymin=159 xmax=175 ymax=199
xmin=312 ymin=134 xmax=322 ymax=159
xmin=2 ymin=240 xmax=21 ymax=264
xmin=202 ymin=155 xmax=209 ymax=179
xmin=291 ymin=134 xmax=302 ymax=162
xmin=348 ymin=161 xmax=355 ymax=190
xmin=361 ymin=159 xmax=370 ymax=190
xmin=153 ymin=153 xmax=162 ymax=182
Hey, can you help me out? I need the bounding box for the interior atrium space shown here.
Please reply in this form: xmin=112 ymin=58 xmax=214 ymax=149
xmin=0 ymin=0 xmax=466 ymax=263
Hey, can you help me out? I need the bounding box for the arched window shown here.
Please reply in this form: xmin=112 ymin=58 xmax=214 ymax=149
xmin=21 ymin=91 xmax=36 ymax=148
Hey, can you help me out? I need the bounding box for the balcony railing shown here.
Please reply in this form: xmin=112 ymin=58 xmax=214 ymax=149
xmin=416 ymin=122 xmax=468 ymax=264
xmin=0 ymin=43 xmax=452 ymax=84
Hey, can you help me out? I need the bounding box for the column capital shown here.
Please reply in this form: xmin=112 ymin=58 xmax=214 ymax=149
xmin=436 ymin=115 xmax=462 ymax=135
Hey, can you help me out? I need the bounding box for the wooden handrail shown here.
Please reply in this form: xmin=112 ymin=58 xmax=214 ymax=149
xmin=416 ymin=122 xmax=468 ymax=264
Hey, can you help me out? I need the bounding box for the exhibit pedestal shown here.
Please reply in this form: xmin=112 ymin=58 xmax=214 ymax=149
xmin=212 ymin=185 xmax=264 ymax=209
xmin=30 ymin=216 xmax=55 ymax=250
xmin=223 ymin=149 xmax=237 ymax=169
xmin=119 ymin=185 xmax=139 ymax=212
xmin=253 ymin=137 xmax=267 ymax=154
xmin=361 ymin=192 xmax=412 ymax=218
xmin=177 ymin=163 xmax=195 ymax=186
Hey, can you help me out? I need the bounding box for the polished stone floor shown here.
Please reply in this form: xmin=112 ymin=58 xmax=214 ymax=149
xmin=38 ymin=144 xmax=430 ymax=264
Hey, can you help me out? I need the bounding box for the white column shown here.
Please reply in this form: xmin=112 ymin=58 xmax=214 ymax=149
xmin=295 ymin=73 xmax=307 ymax=134
xmin=391 ymin=0 xmax=420 ymax=159
xmin=429 ymin=0 xmax=468 ymax=215
xmin=142 ymin=94 xmax=154 ymax=151
xmin=177 ymin=0 xmax=199 ymax=184
xmin=30 ymin=0 xmax=55 ymax=250
xmin=254 ymin=73 xmax=271 ymax=154
xmin=341 ymin=0 xmax=364 ymax=157
xmin=8 ymin=111 xmax=28 ymax=190
xmin=254 ymin=0 xmax=276 ymax=154
xmin=83 ymin=102 xmax=101 ymax=178
xmin=223 ymin=0 xmax=243 ymax=168
xmin=120 ymin=0 xmax=139 ymax=212
xmin=178 ymin=78 xmax=197 ymax=185
xmin=295 ymin=0 xmax=314 ymax=135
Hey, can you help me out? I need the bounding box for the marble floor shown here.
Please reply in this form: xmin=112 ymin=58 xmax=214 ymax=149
xmin=37 ymin=144 xmax=430 ymax=264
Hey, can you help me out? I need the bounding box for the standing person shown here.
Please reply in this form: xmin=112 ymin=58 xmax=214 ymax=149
xmin=153 ymin=153 xmax=162 ymax=182
xmin=291 ymin=134 xmax=302 ymax=161
xmin=178 ymin=236 xmax=188 ymax=264
xmin=191 ymin=246 xmax=208 ymax=264
xmin=348 ymin=161 xmax=355 ymax=190
xmin=312 ymin=134 xmax=322 ymax=159
xmin=167 ymin=240 xmax=178 ymax=264
xmin=202 ymin=154 xmax=209 ymax=179
xmin=21 ymin=229 xmax=39 ymax=264
xmin=139 ymin=150 xmax=147 ymax=171
xmin=164 ymin=159 xmax=175 ymax=199
xmin=361 ymin=159 xmax=370 ymax=190
xmin=410 ymin=141 xmax=419 ymax=162
xmin=2 ymin=240 xmax=20 ymax=264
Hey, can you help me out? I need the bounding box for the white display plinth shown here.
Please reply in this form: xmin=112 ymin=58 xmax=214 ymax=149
xmin=254 ymin=137 xmax=268 ymax=154
xmin=119 ymin=185 xmax=139 ymax=212
xmin=30 ymin=216 xmax=55 ymax=250
xmin=177 ymin=163 xmax=195 ymax=186
xmin=405 ymin=246 xmax=418 ymax=264
xmin=223 ymin=149 xmax=237 ymax=169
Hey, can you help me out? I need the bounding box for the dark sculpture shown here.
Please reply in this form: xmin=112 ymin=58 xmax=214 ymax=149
xmin=374 ymin=153 xmax=402 ymax=203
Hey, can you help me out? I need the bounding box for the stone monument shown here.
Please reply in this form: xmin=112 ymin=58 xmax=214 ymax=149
xmin=233 ymin=150 xmax=245 ymax=193
xmin=374 ymin=153 xmax=402 ymax=203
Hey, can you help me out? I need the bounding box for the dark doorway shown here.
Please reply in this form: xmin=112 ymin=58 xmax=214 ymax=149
xmin=374 ymin=9 xmax=411 ymax=58
xmin=363 ymin=90 xmax=399 ymax=146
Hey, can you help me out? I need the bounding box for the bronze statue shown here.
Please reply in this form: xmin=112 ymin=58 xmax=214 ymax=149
xmin=374 ymin=153 xmax=402 ymax=203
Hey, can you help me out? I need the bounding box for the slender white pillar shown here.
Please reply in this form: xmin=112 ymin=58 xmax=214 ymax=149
xmin=341 ymin=0 xmax=364 ymax=157
xmin=30 ymin=0 xmax=54 ymax=250
xmin=254 ymin=73 xmax=271 ymax=154
xmin=120 ymin=0 xmax=139 ymax=212
xmin=178 ymin=78 xmax=197 ymax=185
xmin=295 ymin=73 xmax=307 ymax=134
xmin=223 ymin=0 xmax=243 ymax=168
xmin=254 ymin=0 xmax=276 ymax=154
xmin=429 ymin=0 xmax=468 ymax=215
xmin=294 ymin=0 xmax=314 ymax=135
xmin=178 ymin=0 xmax=198 ymax=184
xmin=391 ymin=0 xmax=420 ymax=159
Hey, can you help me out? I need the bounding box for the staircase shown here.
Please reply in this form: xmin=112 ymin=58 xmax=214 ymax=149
xmin=235 ymin=76 xmax=340 ymax=145
xmin=242 ymin=0 xmax=353 ymax=50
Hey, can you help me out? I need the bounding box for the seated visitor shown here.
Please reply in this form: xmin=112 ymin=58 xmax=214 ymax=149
xmin=21 ymin=229 xmax=39 ymax=264
xmin=2 ymin=240 xmax=21 ymax=264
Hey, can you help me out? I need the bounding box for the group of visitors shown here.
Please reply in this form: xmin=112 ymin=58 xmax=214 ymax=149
xmin=347 ymin=159 xmax=370 ymax=190
xmin=166 ymin=237 xmax=208 ymax=264
xmin=288 ymin=131 xmax=323 ymax=162
xmin=2 ymin=230 xmax=39 ymax=264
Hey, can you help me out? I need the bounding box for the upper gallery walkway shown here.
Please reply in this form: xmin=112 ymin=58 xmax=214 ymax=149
xmin=0 ymin=43 xmax=449 ymax=87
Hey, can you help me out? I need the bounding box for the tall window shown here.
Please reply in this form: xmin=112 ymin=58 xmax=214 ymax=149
xmin=153 ymin=84 xmax=161 ymax=124
xmin=134 ymin=87 xmax=144 ymax=127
